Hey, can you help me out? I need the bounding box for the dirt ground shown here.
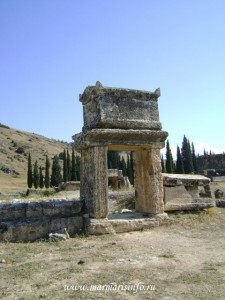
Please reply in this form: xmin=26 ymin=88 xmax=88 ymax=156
xmin=1 ymin=206 xmax=225 ymax=300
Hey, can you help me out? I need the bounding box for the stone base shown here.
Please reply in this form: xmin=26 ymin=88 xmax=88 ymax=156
xmin=164 ymin=200 xmax=215 ymax=212
xmin=84 ymin=212 xmax=168 ymax=235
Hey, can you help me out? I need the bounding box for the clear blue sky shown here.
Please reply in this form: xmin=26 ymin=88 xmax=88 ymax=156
xmin=1 ymin=0 xmax=225 ymax=156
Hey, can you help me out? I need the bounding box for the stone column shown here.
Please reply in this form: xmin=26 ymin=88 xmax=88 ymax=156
xmin=133 ymin=148 xmax=164 ymax=214
xmin=80 ymin=146 xmax=108 ymax=218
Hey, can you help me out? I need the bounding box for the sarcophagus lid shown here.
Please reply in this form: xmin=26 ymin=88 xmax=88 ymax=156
xmin=79 ymin=82 xmax=162 ymax=131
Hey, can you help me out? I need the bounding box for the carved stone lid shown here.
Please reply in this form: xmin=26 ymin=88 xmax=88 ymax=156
xmin=80 ymin=81 xmax=161 ymax=105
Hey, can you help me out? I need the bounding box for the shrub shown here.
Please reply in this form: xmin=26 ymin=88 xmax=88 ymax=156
xmin=15 ymin=147 xmax=25 ymax=154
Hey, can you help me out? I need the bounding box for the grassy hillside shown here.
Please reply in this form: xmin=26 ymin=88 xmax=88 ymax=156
xmin=0 ymin=124 xmax=73 ymax=193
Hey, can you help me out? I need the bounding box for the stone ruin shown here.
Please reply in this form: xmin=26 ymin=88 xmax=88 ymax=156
xmin=73 ymin=82 xmax=169 ymax=232
xmin=72 ymin=82 xmax=215 ymax=234
xmin=0 ymin=82 xmax=216 ymax=242
xmin=108 ymin=169 xmax=131 ymax=190
xmin=163 ymin=173 xmax=213 ymax=211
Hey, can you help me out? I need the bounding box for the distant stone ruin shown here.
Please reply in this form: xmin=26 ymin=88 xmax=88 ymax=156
xmin=73 ymin=82 xmax=168 ymax=222
xmin=163 ymin=173 xmax=214 ymax=211
xmin=108 ymin=169 xmax=131 ymax=190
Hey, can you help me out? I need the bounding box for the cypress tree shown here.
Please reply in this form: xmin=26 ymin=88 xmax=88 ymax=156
xmin=130 ymin=152 xmax=134 ymax=185
xmin=51 ymin=155 xmax=62 ymax=187
xmin=63 ymin=149 xmax=67 ymax=182
xmin=108 ymin=151 xmax=120 ymax=169
xmin=39 ymin=166 xmax=44 ymax=189
xmin=71 ymin=148 xmax=76 ymax=181
xmin=181 ymin=135 xmax=194 ymax=174
xmin=45 ymin=155 xmax=50 ymax=189
xmin=27 ymin=152 xmax=33 ymax=188
xmin=161 ymin=155 xmax=165 ymax=173
xmin=75 ymin=155 xmax=81 ymax=181
xmin=33 ymin=160 xmax=39 ymax=189
xmin=176 ymin=146 xmax=184 ymax=174
xmin=126 ymin=153 xmax=134 ymax=185
xmin=67 ymin=149 xmax=71 ymax=181
xmin=120 ymin=156 xmax=127 ymax=176
xmin=191 ymin=142 xmax=198 ymax=174
xmin=166 ymin=140 xmax=174 ymax=173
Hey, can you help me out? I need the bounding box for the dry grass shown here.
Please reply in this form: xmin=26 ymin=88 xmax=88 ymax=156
xmin=1 ymin=209 xmax=225 ymax=299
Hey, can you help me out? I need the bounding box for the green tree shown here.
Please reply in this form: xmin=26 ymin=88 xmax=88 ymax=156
xmin=33 ymin=160 xmax=39 ymax=189
xmin=51 ymin=155 xmax=62 ymax=187
xmin=130 ymin=152 xmax=134 ymax=185
xmin=75 ymin=155 xmax=81 ymax=181
xmin=181 ymin=135 xmax=194 ymax=174
xmin=27 ymin=152 xmax=33 ymax=188
xmin=39 ymin=166 xmax=44 ymax=189
xmin=71 ymin=148 xmax=76 ymax=181
xmin=127 ymin=152 xmax=134 ymax=185
xmin=63 ymin=149 xmax=67 ymax=182
xmin=120 ymin=156 xmax=127 ymax=176
xmin=161 ymin=155 xmax=165 ymax=173
xmin=67 ymin=149 xmax=71 ymax=181
xmin=108 ymin=151 xmax=120 ymax=169
xmin=176 ymin=146 xmax=184 ymax=174
xmin=45 ymin=155 xmax=50 ymax=189
xmin=191 ymin=142 xmax=198 ymax=174
xmin=166 ymin=140 xmax=174 ymax=173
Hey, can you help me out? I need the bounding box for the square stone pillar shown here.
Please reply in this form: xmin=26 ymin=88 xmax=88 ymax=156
xmin=80 ymin=146 xmax=108 ymax=218
xmin=133 ymin=148 xmax=164 ymax=214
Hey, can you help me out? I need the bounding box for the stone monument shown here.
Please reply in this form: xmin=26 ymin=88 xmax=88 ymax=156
xmin=73 ymin=82 xmax=168 ymax=219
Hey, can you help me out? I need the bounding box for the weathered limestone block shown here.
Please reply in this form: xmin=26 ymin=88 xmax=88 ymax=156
xmin=164 ymin=185 xmax=195 ymax=211
xmin=133 ymin=148 xmax=164 ymax=214
xmin=199 ymin=184 xmax=212 ymax=198
xmin=0 ymin=203 xmax=26 ymax=221
xmin=1 ymin=218 xmax=50 ymax=242
xmin=85 ymin=213 xmax=168 ymax=234
xmin=42 ymin=200 xmax=82 ymax=217
xmin=214 ymin=189 xmax=224 ymax=199
xmin=185 ymin=185 xmax=199 ymax=198
xmin=49 ymin=216 xmax=83 ymax=235
xmin=80 ymin=83 xmax=162 ymax=131
xmin=73 ymin=129 xmax=168 ymax=151
xmin=84 ymin=218 xmax=115 ymax=235
xmin=26 ymin=202 xmax=43 ymax=218
xmin=163 ymin=173 xmax=214 ymax=211
xmin=80 ymin=146 xmax=108 ymax=218
xmin=0 ymin=215 xmax=84 ymax=242
xmin=163 ymin=173 xmax=210 ymax=187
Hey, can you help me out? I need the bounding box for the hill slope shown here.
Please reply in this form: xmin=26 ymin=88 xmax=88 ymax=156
xmin=0 ymin=124 xmax=73 ymax=193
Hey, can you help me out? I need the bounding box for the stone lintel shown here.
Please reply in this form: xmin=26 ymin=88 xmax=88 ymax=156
xmin=73 ymin=129 xmax=168 ymax=151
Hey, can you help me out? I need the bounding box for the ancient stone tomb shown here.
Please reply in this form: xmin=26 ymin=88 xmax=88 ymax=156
xmin=73 ymin=82 xmax=168 ymax=219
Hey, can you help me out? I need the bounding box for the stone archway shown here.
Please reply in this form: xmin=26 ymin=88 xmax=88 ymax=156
xmin=73 ymin=82 xmax=168 ymax=219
